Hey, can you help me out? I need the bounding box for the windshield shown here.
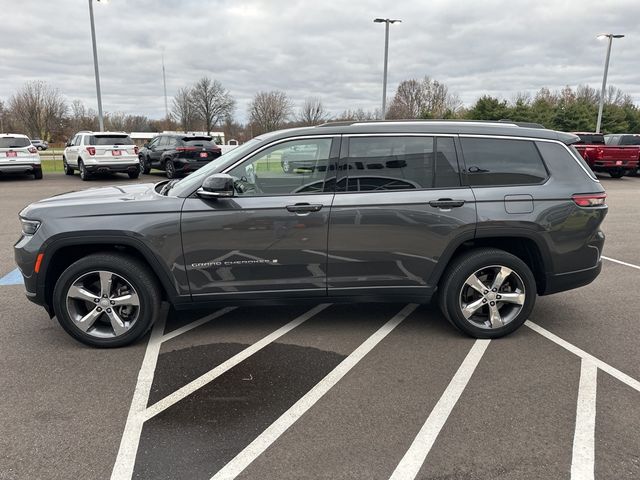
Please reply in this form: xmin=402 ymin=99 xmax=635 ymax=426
xmin=169 ymin=138 xmax=262 ymax=196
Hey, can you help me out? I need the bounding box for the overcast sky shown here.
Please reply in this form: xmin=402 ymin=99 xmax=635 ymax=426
xmin=1 ymin=0 xmax=639 ymax=122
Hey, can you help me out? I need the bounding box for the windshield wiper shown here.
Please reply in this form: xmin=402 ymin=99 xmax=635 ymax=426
xmin=160 ymin=179 xmax=180 ymax=196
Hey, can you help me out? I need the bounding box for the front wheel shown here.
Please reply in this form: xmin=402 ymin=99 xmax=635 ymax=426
xmin=63 ymin=156 xmax=74 ymax=175
xmin=52 ymin=253 xmax=161 ymax=348
xmin=140 ymin=155 xmax=151 ymax=174
xmin=438 ymin=248 xmax=536 ymax=339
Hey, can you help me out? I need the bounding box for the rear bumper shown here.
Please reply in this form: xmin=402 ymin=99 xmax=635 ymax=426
xmin=543 ymin=261 xmax=602 ymax=295
xmin=592 ymin=160 xmax=639 ymax=169
xmin=0 ymin=163 xmax=41 ymax=173
xmin=84 ymin=163 xmax=139 ymax=173
xmin=172 ymin=159 xmax=210 ymax=172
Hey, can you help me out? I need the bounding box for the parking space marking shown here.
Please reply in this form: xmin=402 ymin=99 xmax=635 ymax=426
xmin=571 ymin=360 xmax=597 ymax=480
xmin=111 ymin=313 xmax=167 ymax=480
xmin=0 ymin=268 xmax=23 ymax=286
xmin=161 ymin=307 xmax=237 ymax=343
xmin=209 ymin=303 xmax=419 ymax=480
xmin=388 ymin=339 xmax=491 ymax=480
xmin=525 ymin=321 xmax=640 ymax=393
xmin=143 ymin=303 xmax=331 ymax=421
xmin=602 ymin=255 xmax=640 ymax=271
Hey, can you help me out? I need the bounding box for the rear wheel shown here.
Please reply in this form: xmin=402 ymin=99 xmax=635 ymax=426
xmin=79 ymin=160 xmax=90 ymax=181
xmin=165 ymin=159 xmax=176 ymax=179
xmin=609 ymin=169 xmax=625 ymax=178
xmin=438 ymin=248 xmax=536 ymax=339
xmin=33 ymin=167 xmax=43 ymax=180
xmin=63 ymin=156 xmax=74 ymax=175
xmin=128 ymin=169 xmax=140 ymax=179
xmin=52 ymin=253 xmax=161 ymax=348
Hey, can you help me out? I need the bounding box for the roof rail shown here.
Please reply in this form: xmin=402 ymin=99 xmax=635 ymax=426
xmin=498 ymin=119 xmax=546 ymax=129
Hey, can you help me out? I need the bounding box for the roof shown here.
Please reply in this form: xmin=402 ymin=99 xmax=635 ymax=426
xmin=0 ymin=133 xmax=29 ymax=138
xmin=74 ymin=131 xmax=130 ymax=135
xmin=257 ymin=120 xmax=579 ymax=145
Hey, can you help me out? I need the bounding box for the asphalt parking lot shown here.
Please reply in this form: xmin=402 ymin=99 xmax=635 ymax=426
xmin=1 ymin=172 xmax=639 ymax=480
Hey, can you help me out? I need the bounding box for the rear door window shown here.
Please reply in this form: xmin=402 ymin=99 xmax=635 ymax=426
xmin=460 ymin=137 xmax=548 ymax=186
xmin=343 ymin=136 xmax=460 ymax=191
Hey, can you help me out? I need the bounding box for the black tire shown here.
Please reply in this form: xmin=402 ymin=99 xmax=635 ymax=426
xmin=609 ymin=169 xmax=625 ymax=178
xmin=52 ymin=253 xmax=161 ymax=348
xmin=33 ymin=167 xmax=43 ymax=180
xmin=63 ymin=156 xmax=74 ymax=175
xmin=165 ymin=159 xmax=176 ymax=179
xmin=79 ymin=160 xmax=90 ymax=181
xmin=438 ymin=248 xmax=536 ymax=339
xmin=128 ymin=170 xmax=140 ymax=179
xmin=36 ymin=146 xmax=43 ymax=151
xmin=140 ymin=155 xmax=151 ymax=174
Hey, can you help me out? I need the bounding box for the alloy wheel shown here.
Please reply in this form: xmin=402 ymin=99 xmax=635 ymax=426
xmin=458 ymin=265 xmax=526 ymax=329
xmin=65 ymin=270 xmax=140 ymax=338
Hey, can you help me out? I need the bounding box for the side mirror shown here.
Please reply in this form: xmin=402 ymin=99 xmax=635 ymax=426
xmin=197 ymin=173 xmax=235 ymax=199
xmin=65 ymin=141 xmax=72 ymax=147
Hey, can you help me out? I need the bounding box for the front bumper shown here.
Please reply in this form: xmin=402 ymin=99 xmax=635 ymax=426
xmin=14 ymin=233 xmax=47 ymax=311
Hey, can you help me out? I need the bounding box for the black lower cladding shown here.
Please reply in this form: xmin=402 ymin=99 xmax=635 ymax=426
xmin=134 ymin=342 xmax=346 ymax=479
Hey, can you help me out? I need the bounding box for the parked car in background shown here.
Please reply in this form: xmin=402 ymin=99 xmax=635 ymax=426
xmin=15 ymin=120 xmax=607 ymax=347
xmin=63 ymin=131 xmax=140 ymax=181
xmin=572 ymin=132 xmax=640 ymax=178
xmin=0 ymin=134 xmax=42 ymax=180
xmin=138 ymin=134 xmax=222 ymax=178
xmin=604 ymin=133 xmax=640 ymax=175
xmin=31 ymin=139 xmax=49 ymax=151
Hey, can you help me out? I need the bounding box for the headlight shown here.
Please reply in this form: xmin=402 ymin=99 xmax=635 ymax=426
xmin=20 ymin=218 xmax=41 ymax=236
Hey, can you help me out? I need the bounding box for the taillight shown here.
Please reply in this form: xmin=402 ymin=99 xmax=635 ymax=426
xmin=28 ymin=146 xmax=37 ymax=154
xmin=175 ymin=146 xmax=198 ymax=152
xmin=134 ymin=146 xmax=139 ymax=155
xmin=86 ymin=147 xmax=96 ymax=156
xmin=572 ymin=193 xmax=607 ymax=207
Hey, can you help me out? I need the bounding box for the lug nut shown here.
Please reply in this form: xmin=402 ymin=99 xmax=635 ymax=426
xmin=103 ymin=294 xmax=108 ymax=298
xmin=110 ymin=300 xmax=115 ymax=305
xmin=106 ymin=308 xmax=112 ymax=313
xmin=97 ymin=307 xmax=102 ymax=312
xmin=496 ymin=295 xmax=502 ymax=299
xmin=94 ymin=298 xmax=99 ymax=303
xmin=492 ymin=288 xmax=497 ymax=292
xmin=482 ymin=299 xmax=487 ymax=303
xmin=483 ymin=290 xmax=488 ymax=294
xmin=490 ymin=301 xmax=495 ymax=306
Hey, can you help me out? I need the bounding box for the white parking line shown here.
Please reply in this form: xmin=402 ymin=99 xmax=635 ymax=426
xmin=161 ymin=307 xmax=237 ymax=343
xmin=143 ymin=303 xmax=331 ymax=421
xmin=525 ymin=321 xmax=640 ymax=393
xmin=602 ymin=255 xmax=640 ymax=271
xmin=571 ymin=360 xmax=597 ymax=480
xmin=110 ymin=314 xmax=167 ymax=480
xmin=209 ymin=303 xmax=419 ymax=480
xmin=388 ymin=339 xmax=491 ymax=480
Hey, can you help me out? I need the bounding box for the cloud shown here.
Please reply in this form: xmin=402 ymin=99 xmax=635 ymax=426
xmin=1 ymin=0 xmax=639 ymax=122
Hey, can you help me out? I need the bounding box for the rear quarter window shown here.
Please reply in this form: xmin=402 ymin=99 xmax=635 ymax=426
xmin=538 ymin=142 xmax=598 ymax=181
xmin=460 ymin=137 xmax=548 ymax=186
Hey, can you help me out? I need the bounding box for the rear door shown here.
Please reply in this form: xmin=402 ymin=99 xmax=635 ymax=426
xmin=326 ymin=134 xmax=476 ymax=296
xmin=181 ymin=135 xmax=339 ymax=299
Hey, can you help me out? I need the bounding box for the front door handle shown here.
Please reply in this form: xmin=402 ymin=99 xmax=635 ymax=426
xmin=286 ymin=203 xmax=323 ymax=213
xmin=429 ymin=198 xmax=465 ymax=209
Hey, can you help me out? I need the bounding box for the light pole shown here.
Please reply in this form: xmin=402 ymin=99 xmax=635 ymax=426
xmin=88 ymin=0 xmax=107 ymax=131
xmin=374 ymin=18 xmax=401 ymax=120
xmin=595 ymin=33 xmax=624 ymax=133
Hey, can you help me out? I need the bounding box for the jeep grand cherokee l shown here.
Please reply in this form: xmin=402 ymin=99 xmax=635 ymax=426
xmin=15 ymin=121 xmax=607 ymax=347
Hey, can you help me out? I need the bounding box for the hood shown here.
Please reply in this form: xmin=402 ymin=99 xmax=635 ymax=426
xmin=20 ymin=183 xmax=165 ymax=220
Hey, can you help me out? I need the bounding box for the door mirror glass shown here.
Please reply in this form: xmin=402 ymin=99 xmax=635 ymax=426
xmin=197 ymin=173 xmax=235 ymax=199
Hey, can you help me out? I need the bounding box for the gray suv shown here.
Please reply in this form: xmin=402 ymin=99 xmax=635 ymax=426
xmin=15 ymin=121 xmax=607 ymax=347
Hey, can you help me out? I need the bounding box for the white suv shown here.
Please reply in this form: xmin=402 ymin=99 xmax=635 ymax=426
xmin=0 ymin=133 xmax=42 ymax=180
xmin=63 ymin=131 xmax=140 ymax=181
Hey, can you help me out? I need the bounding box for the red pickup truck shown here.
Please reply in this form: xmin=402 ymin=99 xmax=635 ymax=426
xmin=572 ymin=132 xmax=640 ymax=178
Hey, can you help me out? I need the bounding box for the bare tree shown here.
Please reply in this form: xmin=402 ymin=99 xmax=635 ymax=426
xmin=189 ymin=78 xmax=235 ymax=134
xmin=298 ymin=97 xmax=329 ymax=126
xmin=0 ymin=99 xmax=6 ymax=133
xmin=106 ymin=112 xmax=127 ymax=131
xmin=334 ymin=108 xmax=379 ymax=121
xmin=248 ymin=91 xmax=293 ymax=135
xmin=171 ymin=87 xmax=196 ymax=132
xmin=387 ymin=77 xmax=461 ymax=119
xmin=9 ymin=81 xmax=67 ymax=140
xmin=68 ymin=99 xmax=98 ymax=133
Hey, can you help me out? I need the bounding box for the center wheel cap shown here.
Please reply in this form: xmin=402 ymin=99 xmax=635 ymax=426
xmin=100 ymin=299 xmax=110 ymax=308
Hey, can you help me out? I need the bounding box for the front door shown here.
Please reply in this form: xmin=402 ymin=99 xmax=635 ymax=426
xmin=181 ymin=136 xmax=339 ymax=299
xmin=327 ymin=134 xmax=477 ymax=296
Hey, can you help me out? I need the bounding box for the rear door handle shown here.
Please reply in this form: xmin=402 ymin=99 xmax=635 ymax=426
xmin=286 ymin=203 xmax=323 ymax=213
xmin=429 ymin=198 xmax=465 ymax=209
